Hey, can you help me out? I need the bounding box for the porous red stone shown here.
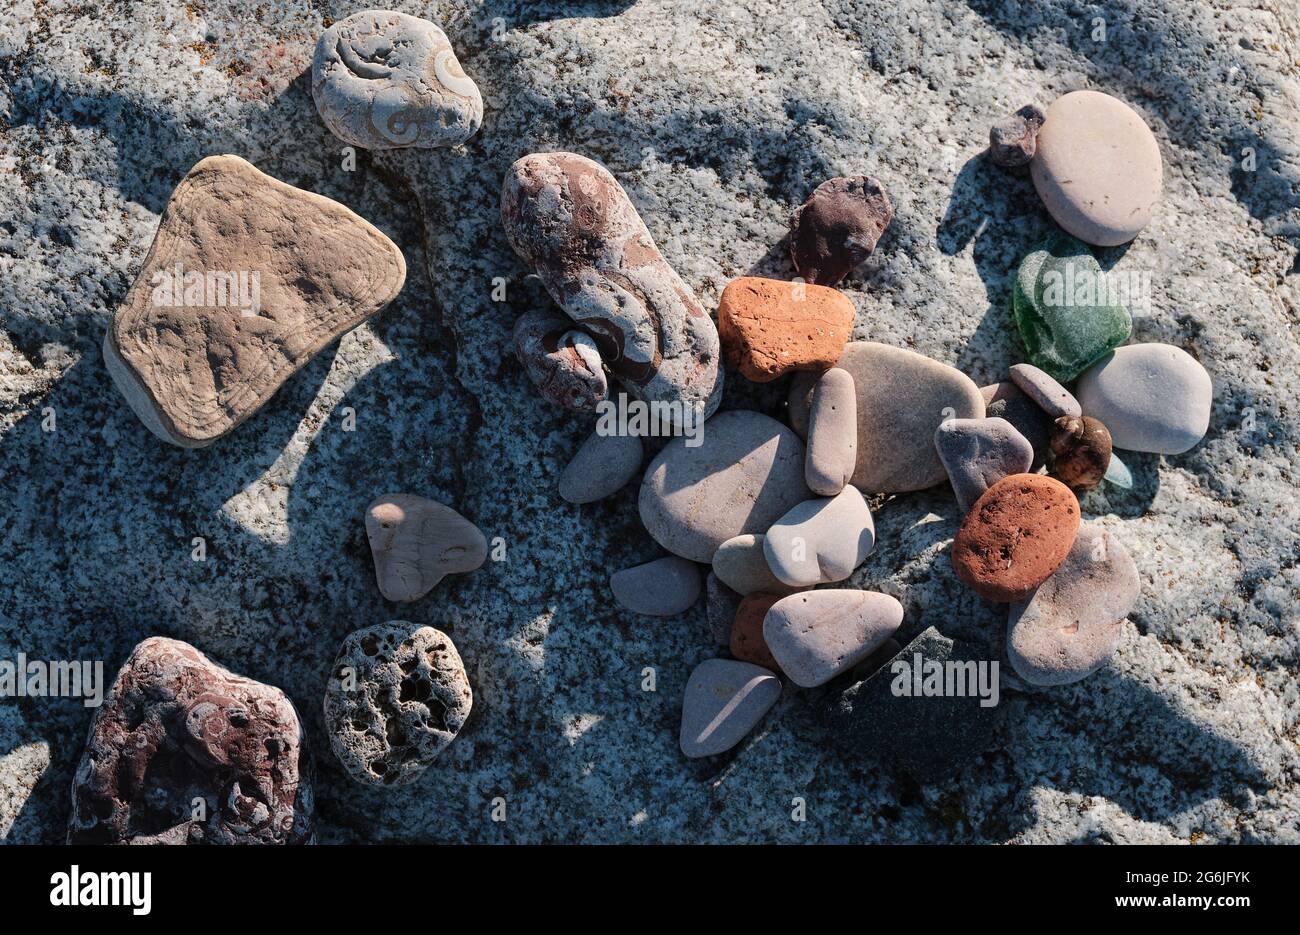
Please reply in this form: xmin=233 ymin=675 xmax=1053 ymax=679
xmin=717 ymin=276 xmax=854 ymax=383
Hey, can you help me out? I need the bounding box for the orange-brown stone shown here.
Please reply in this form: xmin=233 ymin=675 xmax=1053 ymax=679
xmin=730 ymin=592 xmax=783 ymax=670
xmin=717 ymin=276 xmax=855 ymax=383
xmin=951 ymin=474 xmax=1080 ymax=602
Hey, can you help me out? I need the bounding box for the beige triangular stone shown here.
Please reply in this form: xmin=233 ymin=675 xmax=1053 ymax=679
xmin=105 ymin=154 xmax=406 ymax=447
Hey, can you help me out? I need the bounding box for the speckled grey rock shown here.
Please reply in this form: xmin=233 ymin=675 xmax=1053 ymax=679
xmin=763 ymin=486 xmax=876 ymax=587
xmin=5 ymin=0 xmax=1300 ymax=847
xmin=1009 ymin=362 xmax=1081 ymax=418
xmin=312 ymin=10 xmax=482 ymax=150
xmin=805 ymin=367 xmax=857 ymax=495
xmin=1075 ymin=344 xmax=1213 ymax=454
xmin=559 ymin=431 xmax=642 ymax=504
xmin=712 ymin=533 xmax=794 ymax=596
xmin=934 ymin=417 xmax=1034 ymax=512
xmin=763 ymin=589 xmax=903 ymax=687
xmin=324 ymin=622 xmax=472 ymax=787
xmin=610 ymin=556 xmax=701 ymax=616
xmin=639 ymin=411 xmax=810 ymax=563
xmin=680 ymin=659 xmax=781 ymax=758
xmin=1009 ymin=525 xmax=1140 ymax=686
xmin=789 ymin=342 xmax=985 ymax=492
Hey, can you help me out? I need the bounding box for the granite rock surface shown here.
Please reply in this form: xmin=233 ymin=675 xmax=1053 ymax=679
xmin=1 ymin=0 xmax=1297 ymax=844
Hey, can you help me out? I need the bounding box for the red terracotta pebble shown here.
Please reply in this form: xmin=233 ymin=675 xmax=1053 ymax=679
xmin=717 ymin=276 xmax=855 ymax=383
xmin=950 ymin=473 xmax=1080 ymax=602
xmin=730 ymin=592 xmax=783 ymax=670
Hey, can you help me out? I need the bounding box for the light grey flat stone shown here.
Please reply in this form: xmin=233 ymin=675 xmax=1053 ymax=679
xmin=610 ymin=556 xmax=701 ymax=617
xmin=805 ymin=367 xmax=857 ymax=495
xmin=559 ymin=431 xmax=642 ymax=504
xmin=934 ymin=417 xmax=1034 ymax=513
xmin=712 ymin=533 xmax=795 ymax=596
xmin=1075 ymin=344 xmax=1213 ymax=454
xmin=680 ymin=659 xmax=781 ymax=758
xmin=1009 ymin=362 xmax=1082 ymax=419
xmin=763 ymin=486 xmax=875 ymax=587
xmin=763 ymin=590 xmax=904 ymax=687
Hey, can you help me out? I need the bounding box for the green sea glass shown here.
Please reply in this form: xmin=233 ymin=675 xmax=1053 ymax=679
xmin=1013 ymin=232 xmax=1132 ymax=382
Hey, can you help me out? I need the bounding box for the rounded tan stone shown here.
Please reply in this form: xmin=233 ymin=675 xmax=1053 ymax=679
xmin=1030 ymin=90 xmax=1163 ymax=246
xmin=365 ymin=494 xmax=487 ymax=602
xmin=717 ymin=276 xmax=855 ymax=383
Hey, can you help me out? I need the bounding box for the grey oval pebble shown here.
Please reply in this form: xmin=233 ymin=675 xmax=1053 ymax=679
xmin=639 ymin=411 xmax=810 ymax=563
xmin=1008 ymin=524 xmax=1140 ymax=686
xmin=934 ymin=417 xmax=1034 ymax=513
xmin=763 ymin=590 xmax=904 ymax=687
xmin=1009 ymin=362 xmax=1081 ymax=419
xmin=763 ymin=486 xmax=876 ymax=587
xmin=1075 ymin=344 xmax=1211 ymax=453
xmin=680 ymin=659 xmax=781 ymax=758
xmin=805 ymin=367 xmax=857 ymax=495
xmin=713 ymin=534 xmax=795 ymax=596
xmin=610 ymin=556 xmax=701 ymax=616
xmin=559 ymin=431 xmax=643 ymax=504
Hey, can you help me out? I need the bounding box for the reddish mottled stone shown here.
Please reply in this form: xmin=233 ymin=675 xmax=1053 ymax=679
xmin=513 ymin=309 xmax=608 ymax=411
xmin=68 ymin=637 xmax=314 ymax=845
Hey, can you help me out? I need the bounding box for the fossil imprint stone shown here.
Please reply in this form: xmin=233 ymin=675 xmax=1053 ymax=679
xmin=68 ymin=637 xmax=315 ymax=845
xmin=312 ymin=10 xmax=483 ymax=150
xmin=365 ymin=494 xmax=488 ymax=602
xmin=104 ymin=154 xmax=406 ymax=447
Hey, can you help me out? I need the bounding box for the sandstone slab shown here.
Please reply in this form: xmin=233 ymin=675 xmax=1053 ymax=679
xmin=104 ymin=154 xmax=406 ymax=447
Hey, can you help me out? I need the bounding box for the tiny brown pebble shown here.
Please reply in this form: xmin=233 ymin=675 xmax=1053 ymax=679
xmin=789 ymin=176 xmax=893 ymax=286
xmin=989 ymin=104 xmax=1046 ymax=168
xmin=730 ymin=592 xmax=783 ymax=670
xmin=1049 ymin=415 xmax=1113 ymax=492
xmin=950 ymin=473 xmax=1080 ymax=602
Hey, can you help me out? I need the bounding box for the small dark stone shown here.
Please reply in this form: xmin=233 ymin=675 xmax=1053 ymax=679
xmin=983 ymin=381 xmax=1052 ymax=470
xmin=789 ymin=176 xmax=893 ymax=286
xmin=989 ymin=104 xmax=1046 ymax=168
xmin=68 ymin=637 xmax=315 ymax=845
xmin=1049 ymin=415 xmax=1113 ymax=492
xmin=705 ymin=571 xmax=742 ymax=649
xmin=829 ymin=627 xmax=1006 ymax=783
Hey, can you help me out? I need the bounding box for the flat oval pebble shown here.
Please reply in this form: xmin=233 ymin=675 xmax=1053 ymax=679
xmin=1008 ymin=524 xmax=1140 ymax=686
xmin=730 ymin=593 xmax=783 ymax=670
xmin=982 ymin=381 xmax=1051 ymax=470
xmin=788 ymin=342 xmax=985 ymax=493
xmin=324 ymin=622 xmax=473 ymax=787
xmin=712 ymin=533 xmax=795 ymax=596
xmin=763 ymin=486 xmax=876 ymax=587
xmin=763 ymin=590 xmax=903 ymax=687
xmin=951 ymin=474 xmax=1080 ymax=602
xmin=805 ymin=367 xmax=857 ymax=495
xmin=717 ymin=276 xmax=855 ymax=383
xmin=639 ymin=411 xmax=810 ymax=563
xmin=366 ymin=494 xmax=487 ymax=602
xmin=610 ymin=556 xmax=701 ymax=617
xmin=1048 ymin=415 xmax=1112 ymax=492
xmin=680 ymin=659 xmax=781 ymax=758
xmin=1009 ymin=362 xmax=1081 ymax=418
xmin=1075 ymin=343 xmax=1212 ymax=454
xmin=559 ymin=431 xmax=643 ymax=504
xmin=312 ymin=11 xmax=483 ymax=150
xmin=934 ymin=417 xmax=1034 ymax=513
xmin=789 ymin=176 xmax=894 ymax=286
xmin=1031 ymin=90 xmax=1162 ymax=246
